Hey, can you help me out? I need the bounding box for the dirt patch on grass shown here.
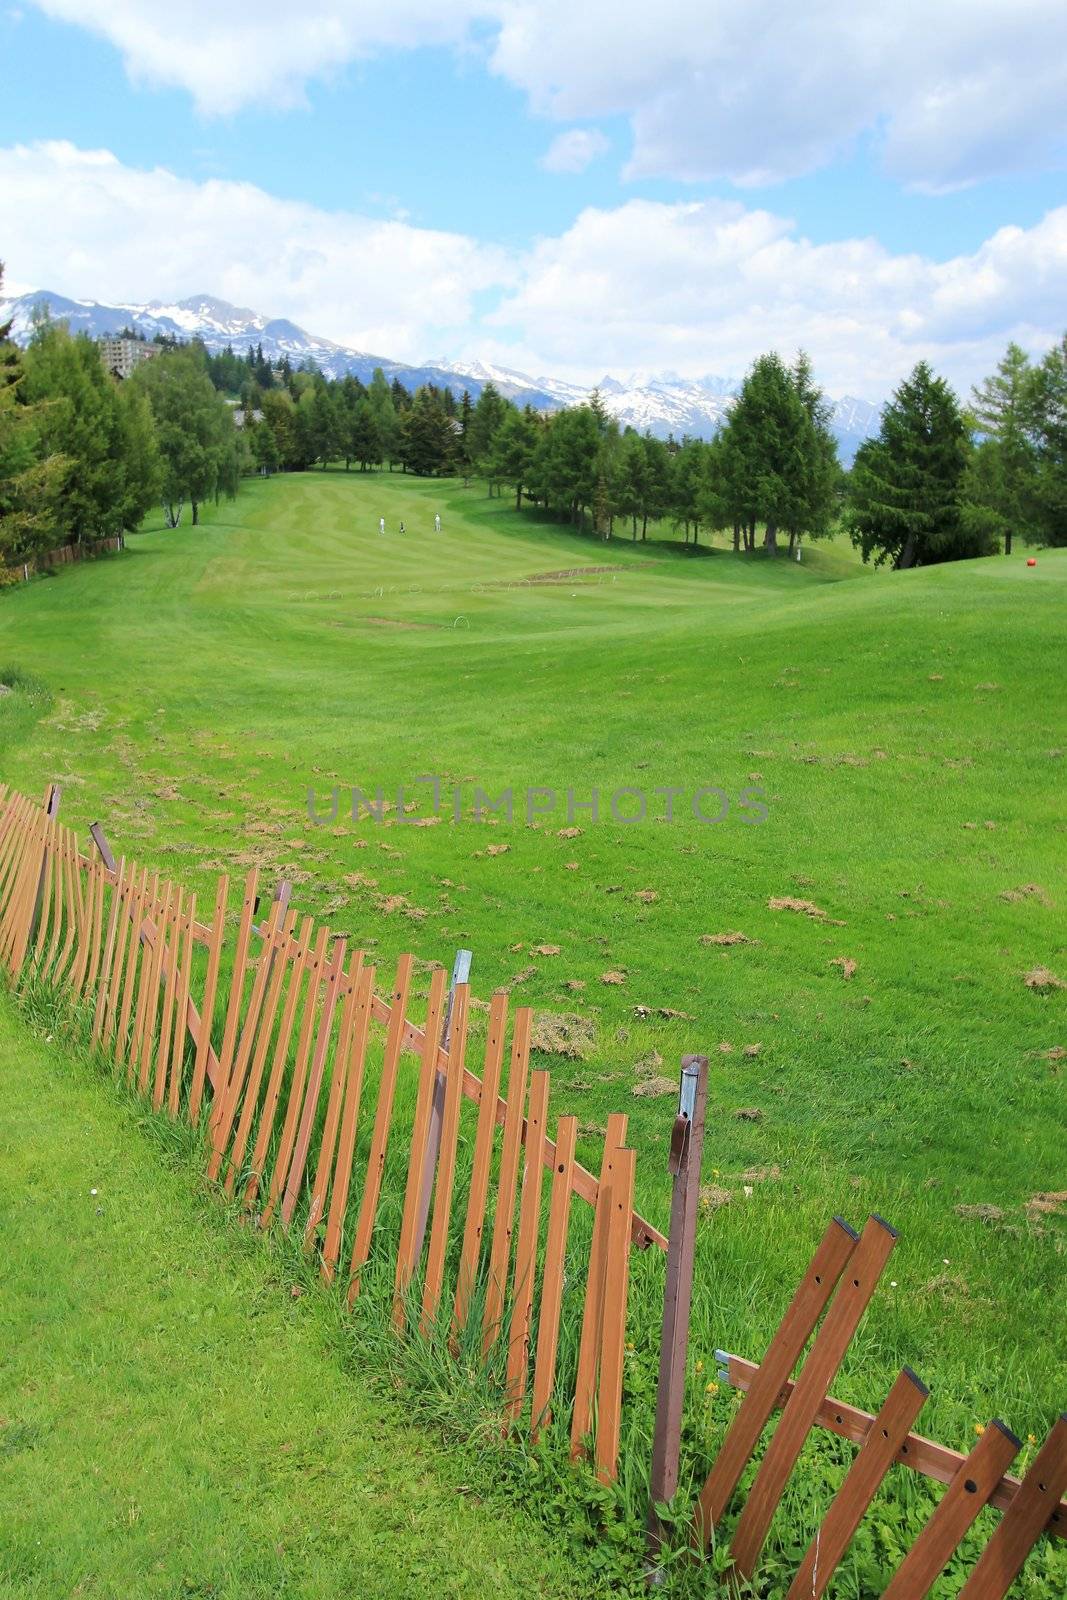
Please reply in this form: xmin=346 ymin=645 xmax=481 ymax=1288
xmin=1024 ymin=966 xmax=1065 ymax=991
xmin=769 ymin=896 xmax=825 ymax=918
xmin=999 ymin=884 xmax=1052 ymax=905
xmin=531 ymin=1011 xmax=596 ymax=1060
xmin=701 ymin=931 xmax=756 ymax=946
xmin=361 ymin=616 xmax=442 ymax=631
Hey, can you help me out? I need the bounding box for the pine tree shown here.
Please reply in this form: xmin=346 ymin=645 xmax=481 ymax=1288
xmin=1024 ymin=333 xmax=1067 ymax=546
xmin=367 ymin=368 xmax=399 ymax=469
xmin=847 ymin=361 xmax=980 ymax=568
xmin=968 ymin=342 xmax=1038 ymax=553
xmin=468 ymin=383 xmax=508 ymax=488
xmin=0 ymin=263 xmax=69 ymax=563
xmin=22 ymin=321 xmax=131 ymax=544
xmin=487 ymin=409 xmax=537 ymax=508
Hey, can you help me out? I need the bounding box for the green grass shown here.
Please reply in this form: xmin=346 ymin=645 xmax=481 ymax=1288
xmin=1 ymin=469 xmax=1065 ymax=1595
xmin=0 ymin=992 xmax=622 ymax=1600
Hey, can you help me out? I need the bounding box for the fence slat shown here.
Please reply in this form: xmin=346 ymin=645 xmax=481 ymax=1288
xmin=956 ymin=1415 xmax=1067 ymax=1600
xmin=504 ymin=1067 xmax=550 ymax=1416
xmin=115 ymin=866 xmax=149 ymax=1071
xmin=530 ymin=1114 xmax=578 ymax=1442
xmin=97 ymin=857 xmax=132 ymax=1049
xmin=393 ymin=965 xmax=449 ymax=1327
xmin=729 ymin=1214 xmax=899 ymax=1581
xmin=154 ymin=887 xmax=184 ymax=1110
xmin=303 ymin=946 xmax=364 ymax=1241
xmin=208 ymin=897 xmax=287 ymax=1180
xmin=881 ymin=1422 xmax=1022 ymax=1600
xmin=128 ymin=870 xmax=160 ymax=1081
xmin=347 ymin=952 xmax=414 ymax=1303
xmin=482 ymin=1006 xmax=532 ymax=1354
xmin=281 ymin=936 xmax=348 ymax=1227
xmin=420 ymin=985 xmax=470 ymax=1333
xmin=92 ymin=854 xmax=126 ymax=1045
xmin=321 ymin=965 xmax=376 ymax=1285
xmin=210 ymin=867 xmax=259 ymax=1131
xmin=167 ymin=891 xmax=196 ymax=1117
xmin=242 ymin=916 xmax=314 ymax=1214
xmin=83 ymin=847 xmax=108 ymax=996
xmin=259 ymin=924 xmax=328 ymax=1228
xmin=594 ymin=1144 xmax=635 ymax=1485
xmin=452 ymin=989 xmax=508 ymax=1334
xmin=225 ymin=907 xmax=300 ymax=1194
xmin=786 ymin=1367 xmax=930 ymax=1600
xmin=571 ymin=1113 xmax=628 ymax=1462
xmin=692 ymin=1215 xmax=861 ymax=1547
xmin=136 ymin=878 xmax=171 ymax=1095
xmin=188 ymin=873 xmax=229 ymax=1124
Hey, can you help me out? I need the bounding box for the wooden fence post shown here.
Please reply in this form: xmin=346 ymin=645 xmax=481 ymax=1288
xmin=647 ymin=1054 xmax=708 ymax=1555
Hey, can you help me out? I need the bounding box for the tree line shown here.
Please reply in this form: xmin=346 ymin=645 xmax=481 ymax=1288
xmin=232 ymin=332 xmax=1065 ymax=566
xmin=1 ymin=267 xmax=245 ymax=568
xmin=3 ymin=258 xmax=1064 ymax=572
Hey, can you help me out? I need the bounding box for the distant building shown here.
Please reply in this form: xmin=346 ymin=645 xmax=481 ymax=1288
xmin=98 ymin=337 xmax=161 ymax=380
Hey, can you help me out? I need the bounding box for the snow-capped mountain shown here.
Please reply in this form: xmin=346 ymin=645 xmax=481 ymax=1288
xmin=1 ymin=289 xmax=882 ymax=460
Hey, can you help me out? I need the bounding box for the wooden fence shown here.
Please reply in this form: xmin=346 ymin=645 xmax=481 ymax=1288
xmin=1 ymin=534 xmax=125 ymax=586
xmin=1 ymin=777 xmax=1065 ymax=1594
xmin=0 ymin=780 xmax=657 ymax=1481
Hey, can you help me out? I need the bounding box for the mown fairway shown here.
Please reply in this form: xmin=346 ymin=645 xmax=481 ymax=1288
xmin=1 ymin=470 xmax=1065 ymax=1589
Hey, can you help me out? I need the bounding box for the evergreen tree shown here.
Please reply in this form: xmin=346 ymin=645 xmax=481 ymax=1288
xmin=398 ymin=387 xmax=455 ymax=476
xmin=349 ymin=396 xmax=382 ymax=472
xmin=367 ymin=368 xmax=399 ymax=468
xmin=847 ymin=361 xmax=982 ymax=568
xmin=487 ymin=408 xmax=537 ymax=508
xmin=617 ymin=430 xmax=649 ymax=539
xmin=468 ymin=382 xmax=508 ymax=487
xmin=788 ymin=351 xmax=838 ymax=550
xmin=1024 ymin=333 xmax=1067 ymax=546
xmin=715 ymin=353 xmax=821 ymax=553
xmin=0 ymin=264 xmax=69 ymax=562
xmin=967 ymin=342 xmax=1038 ymax=553
xmin=133 ymin=350 xmax=236 ymax=526
xmin=113 ymin=379 xmax=162 ymax=530
xmin=259 ymin=388 xmax=300 ymax=471
xmin=23 ymin=322 xmax=132 ymax=544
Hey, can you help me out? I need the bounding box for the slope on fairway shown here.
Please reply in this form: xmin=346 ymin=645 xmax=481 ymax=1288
xmin=1 ymin=469 xmax=1064 ymax=1455
xmin=0 ymin=996 xmax=595 ymax=1600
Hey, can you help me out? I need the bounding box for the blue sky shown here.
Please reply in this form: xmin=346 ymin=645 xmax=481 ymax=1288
xmin=1 ymin=2 xmax=1065 ymax=396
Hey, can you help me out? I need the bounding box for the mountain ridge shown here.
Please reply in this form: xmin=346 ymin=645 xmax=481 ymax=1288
xmin=1 ymin=288 xmax=882 ymax=460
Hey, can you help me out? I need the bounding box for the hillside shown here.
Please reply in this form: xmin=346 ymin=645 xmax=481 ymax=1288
xmin=1 ymin=473 xmax=1064 ymax=1582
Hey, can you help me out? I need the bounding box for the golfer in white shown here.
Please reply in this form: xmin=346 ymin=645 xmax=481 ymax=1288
xmin=378 ymin=517 xmax=385 ymax=535
xmin=434 ymin=513 xmax=442 ymax=533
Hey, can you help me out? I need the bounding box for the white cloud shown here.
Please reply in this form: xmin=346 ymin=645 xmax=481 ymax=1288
xmin=489 ymin=196 xmax=1067 ymax=395
xmin=0 ymin=141 xmax=513 ymax=360
xmin=30 ymin=0 xmax=1067 ymax=188
xmin=2 ymin=142 xmax=1064 ymax=397
xmin=539 ymin=128 xmax=609 ymax=174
